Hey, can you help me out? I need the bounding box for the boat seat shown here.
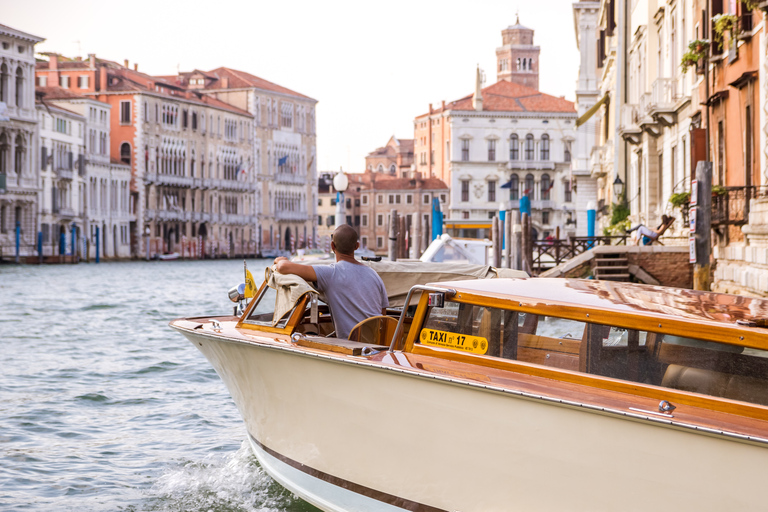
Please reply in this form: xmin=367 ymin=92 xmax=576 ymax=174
xmin=348 ymin=315 xmax=400 ymax=347
xmin=662 ymin=364 xmax=768 ymax=406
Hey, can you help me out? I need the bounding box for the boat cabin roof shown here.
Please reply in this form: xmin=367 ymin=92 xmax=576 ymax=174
xmin=434 ymin=278 xmax=768 ymax=348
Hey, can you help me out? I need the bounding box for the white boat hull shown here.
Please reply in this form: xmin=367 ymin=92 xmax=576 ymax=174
xmin=182 ymin=330 xmax=768 ymax=512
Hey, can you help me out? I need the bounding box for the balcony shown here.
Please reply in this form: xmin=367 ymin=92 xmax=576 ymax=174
xmin=58 ymin=207 xmax=76 ymax=218
xmin=219 ymin=179 xmax=251 ymax=192
xmin=638 ymin=92 xmax=660 ymax=136
xmin=56 ymin=168 xmax=74 ymax=180
xmin=276 ymin=210 xmax=308 ymax=221
xmin=506 ymin=160 xmax=556 ymax=171
xmin=647 ymin=78 xmax=679 ymax=126
xmin=711 ymin=186 xmax=765 ymax=227
xmin=619 ymin=104 xmax=642 ymax=145
xmin=276 ymin=172 xmax=307 ymax=184
xmin=156 ymin=174 xmax=192 ymax=187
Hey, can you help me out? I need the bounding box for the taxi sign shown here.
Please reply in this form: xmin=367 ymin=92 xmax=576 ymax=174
xmin=420 ymin=328 xmax=488 ymax=355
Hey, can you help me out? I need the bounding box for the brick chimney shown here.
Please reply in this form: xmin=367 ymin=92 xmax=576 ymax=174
xmin=134 ymin=63 xmax=138 ymax=71
xmin=124 ymin=59 xmax=129 ymax=68
xmin=88 ymin=53 xmax=96 ymax=69
xmin=99 ymin=66 xmax=107 ymax=91
xmin=49 ymin=53 xmax=59 ymax=70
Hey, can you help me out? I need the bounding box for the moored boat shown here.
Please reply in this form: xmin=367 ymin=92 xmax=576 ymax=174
xmin=171 ymin=262 xmax=768 ymax=512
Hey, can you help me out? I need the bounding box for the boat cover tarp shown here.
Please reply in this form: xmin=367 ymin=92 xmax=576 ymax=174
xmin=266 ymin=261 xmax=528 ymax=324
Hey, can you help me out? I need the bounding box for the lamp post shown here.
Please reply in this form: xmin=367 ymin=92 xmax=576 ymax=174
xmin=333 ymin=168 xmax=349 ymax=230
xmin=613 ymin=174 xmax=625 ymax=203
xmin=144 ymin=225 xmax=151 ymax=261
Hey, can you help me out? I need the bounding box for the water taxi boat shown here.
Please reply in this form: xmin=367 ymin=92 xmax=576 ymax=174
xmin=170 ymin=262 xmax=768 ymax=512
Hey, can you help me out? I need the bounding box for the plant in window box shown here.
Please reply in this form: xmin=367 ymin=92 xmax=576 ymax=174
xmin=680 ymin=39 xmax=710 ymax=73
xmin=742 ymin=0 xmax=761 ymax=10
xmin=669 ymin=191 xmax=691 ymax=224
xmin=713 ymin=13 xmax=738 ymax=50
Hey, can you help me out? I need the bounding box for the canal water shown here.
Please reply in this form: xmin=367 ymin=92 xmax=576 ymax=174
xmin=0 ymin=260 xmax=320 ymax=512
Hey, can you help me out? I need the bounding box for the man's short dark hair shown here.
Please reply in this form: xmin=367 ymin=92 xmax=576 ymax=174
xmin=333 ymin=225 xmax=358 ymax=255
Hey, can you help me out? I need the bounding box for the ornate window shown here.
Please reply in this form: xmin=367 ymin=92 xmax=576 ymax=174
xmin=488 ymin=139 xmax=496 ymax=161
xmin=15 ymin=67 xmax=23 ymax=107
xmin=509 ymin=174 xmax=519 ymax=200
xmin=540 ymin=134 xmax=550 ymax=161
xmin=509 ymin=134 xmax=519 ymax=160
xmin=120 ymin=143 xmax=131 ymax=165
xmin=525 ymin=134 xmax=534 ymax=160
xmin=541 ymin=174 xmax=551 ymax=200
xmin=525 ymin=174 xmax=534 ymax=197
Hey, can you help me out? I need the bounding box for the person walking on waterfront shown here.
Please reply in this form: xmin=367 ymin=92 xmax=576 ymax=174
xmin=274 ymin=224 xmax=388 ymax=339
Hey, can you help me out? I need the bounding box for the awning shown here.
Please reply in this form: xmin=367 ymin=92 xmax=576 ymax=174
xmin=576 ymin=92 xmax=610 ymax=128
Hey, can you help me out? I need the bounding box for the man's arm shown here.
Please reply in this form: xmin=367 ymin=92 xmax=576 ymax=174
xmin=274 ymin=257 xmax=318 ymax=282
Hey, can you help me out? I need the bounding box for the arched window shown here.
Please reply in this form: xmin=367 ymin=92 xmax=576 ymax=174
xmin=540 ymin=134 xmax=550 ymax=161
xmin=389 ymin=164 xmax=396 ymax=174
xmin=525 ymin=134 xmax=534 ymax=160
xmin=14 ymin=135 xmax=23 ymax=175
xmin=15 ymin=67 xmax=23 ymax=107
xmin=0 ymin=64 xmax=7 ymax=103
xmin=0 ymin=132 xmax=8 ymax=174
xmin=541 ymin=174 xmax=551 ymax=200
xmin=509 ymin=173 xmax=520 ymax=200
xmin=377 ymin=164 xmax=384 ymax=173
xmin=120 ymin=143 xmax=131 ymax=164
xmin=509 ymin=134 xmax=519 ymax=160
xmin=525 ymin=174 xmax=534 ymax=197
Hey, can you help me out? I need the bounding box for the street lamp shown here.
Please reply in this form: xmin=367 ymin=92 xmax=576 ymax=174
xmin=333 ymin=168 xmax=349 ymax=230
xmin=612 ymin=174 xmax=625 ymax=202
xmin=144 ymin=225 xmax=151 ymax=261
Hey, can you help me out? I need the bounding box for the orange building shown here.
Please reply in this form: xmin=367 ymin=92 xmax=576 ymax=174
xmin=365 ymin=136 xmax=414 ymax=177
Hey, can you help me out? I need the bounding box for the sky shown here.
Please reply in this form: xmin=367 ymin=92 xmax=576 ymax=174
xmin=4 ymin=0 xmax=581 ymax=174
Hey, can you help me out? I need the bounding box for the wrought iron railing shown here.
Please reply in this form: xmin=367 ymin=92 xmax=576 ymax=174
xmin=531 ymin=235 xmax=628 ymax=274
xmin=710 ymin=186 xmax=768 ymax=226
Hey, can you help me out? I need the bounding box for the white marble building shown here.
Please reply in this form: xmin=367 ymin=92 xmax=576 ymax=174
xmin=0 ymin=23 xmax=43 ymax=258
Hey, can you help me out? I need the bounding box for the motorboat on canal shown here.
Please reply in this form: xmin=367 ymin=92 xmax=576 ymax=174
xmin=171 ymin=261 xmax=768 ymax=512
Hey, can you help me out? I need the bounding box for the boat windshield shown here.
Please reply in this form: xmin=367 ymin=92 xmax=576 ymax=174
xmin=242 ymin=285 xmax=291 ymax=328
xmin=418 ymin=300 xmax=768 ymax=407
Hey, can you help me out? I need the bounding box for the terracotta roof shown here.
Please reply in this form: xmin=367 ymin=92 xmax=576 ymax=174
xmin=35 ymin=86 xmax=87 ymax=100
xmin=367 ymin=176 xmax=448 ymax=191
xmin=202 ymin=67 xmax=315 ymax=101
xmin=418 ymin=80 xmax=575 ymax=117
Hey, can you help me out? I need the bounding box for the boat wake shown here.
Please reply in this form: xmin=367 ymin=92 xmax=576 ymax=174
xmin=147 ymin=440 xmax=316 ymax=512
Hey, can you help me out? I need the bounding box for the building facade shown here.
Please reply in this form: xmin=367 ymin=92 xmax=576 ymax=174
xmin=188 ymin=67 xmax=318 ymax=254
xmin=365 ymin=136 xmax=414 ymax=177
xmin=0 ymin=24 xmax=43 ymax=258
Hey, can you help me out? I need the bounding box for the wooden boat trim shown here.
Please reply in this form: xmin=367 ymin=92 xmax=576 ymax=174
xmin=170 ymin=319 xmax=768 ymax=446
xmin=439 ymin=285 xmax=768 ymax=352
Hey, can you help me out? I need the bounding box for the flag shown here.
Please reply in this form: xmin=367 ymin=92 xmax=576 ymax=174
xmin=244 ymin=260 xmax=256 ymax=298
xmin=278 ymin=155 xmax=288 ymax=166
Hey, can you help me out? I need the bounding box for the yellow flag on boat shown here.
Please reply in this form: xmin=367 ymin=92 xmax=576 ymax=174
xmin=244 ymin=262 xmax=257 ymax=298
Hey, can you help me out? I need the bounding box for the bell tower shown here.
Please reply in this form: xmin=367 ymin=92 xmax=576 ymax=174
xmin=496 ymin=15 xmax=540 ymax=90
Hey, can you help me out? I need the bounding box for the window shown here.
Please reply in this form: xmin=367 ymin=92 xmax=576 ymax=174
xmin=377 ymin=236 xmax=384 ymax=248
xmin=525 ymin=174 xmax=534 ymax=197
xmin=461 ymin=180 xmax=470 ymax=202
xmin=423 ymin=194 xmax=430 ymax=205
xmin=509 ymin=174 xmax=520 ymax=200
xmin=362 ymin=195 xmax=368 ymax=205
xmin=0 ymin=64 xmax=6 ymax=103
xmin=192 ymin=111 xmax=198 ymax=130
xmin=540 ymin=134 xmax=550 ymax=160
xmin=377 ymin=214 xmax=383 ymax=226
xmin=318 ymin=198 xmax=322 ymax=206
xmin=361 ymin=236 xmax=368 ymax=248
xmin=542 ymin=211 xmax=550 ymax=225
xmin=281 ymin=103 xmax=293 ymax=128
xmin=488 ymin=139 xmax=496 ymax=161
xmin=440 ymin=194 xmax=446 ymax=203
xmin=362 ymin=214 xmax=368 ymax=226
xmin=564 ymin=141 xmax=572 ymax=162
xmin=488 ymin=181 xmax=496 ymax=202
xmin=541 ymin=174 xmax=551 ymax=200
xmin=59 ymin=75 xmax=70 ymax=88
xmin=525 ymin=134 xmax=534 ymax=160
xmin=461 ymin=139 xmax=470 ymax=161
xmin=406 ymin=194 xmax=413 ymax=204
xmin=120 ymin=101 xmax=131 ymax=124
xmin=120 ymin=143 xmax=131 ymax=164
xmin=37 ymin=75 xmax=47 ymax=87
xmin=14 ymin=67 xmax=22 ymax=106
xmin=564 ymin=180 xmax=572 ymax=202
xmin=377 ymin=194 xmax=383 ymax=204
xmin=509 ymin=134 xmax=519 ymax=160
xmin=78 ymin=76 xmax=89 ymax=89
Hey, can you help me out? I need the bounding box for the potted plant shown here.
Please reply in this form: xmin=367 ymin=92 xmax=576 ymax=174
xmin=742 ymin=0 xmax=761 ymax=10
xmin=669 ymin=192 xmax=691 ymax=224
xmin=713 ymin=13 xmax=738 ymax=50
xmin=680 ymin=39 xmax=709 ymax=73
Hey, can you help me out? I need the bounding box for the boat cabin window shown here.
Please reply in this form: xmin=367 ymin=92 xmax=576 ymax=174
xmin=242 ymin=284 xmax=291 ymax=328
xmin=418 ymin=301 xmax=768 ymax=407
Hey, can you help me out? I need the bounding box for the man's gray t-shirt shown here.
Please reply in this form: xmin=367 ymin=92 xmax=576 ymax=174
xmin=313 ymin=261 xmax=389 ymax=339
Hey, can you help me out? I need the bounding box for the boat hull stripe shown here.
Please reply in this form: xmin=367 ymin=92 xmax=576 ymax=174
xmin=248 ymin=433 xmax=448 ymax=512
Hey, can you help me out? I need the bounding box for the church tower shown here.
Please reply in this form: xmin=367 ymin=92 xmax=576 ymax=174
xmin=496 ymin=16 xmax=540 ymax=90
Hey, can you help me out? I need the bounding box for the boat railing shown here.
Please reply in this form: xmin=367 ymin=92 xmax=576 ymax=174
xmin=389 ymin=285 xmax=457 ymax=351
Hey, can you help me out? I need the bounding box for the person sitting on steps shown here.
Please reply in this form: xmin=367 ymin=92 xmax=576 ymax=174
xmin=628 ymin=214 xmax=675 ymax=245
